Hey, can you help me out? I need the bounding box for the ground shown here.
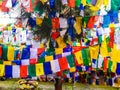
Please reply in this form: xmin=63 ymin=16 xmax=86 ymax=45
xmin=0 ymin=79 xmax=119 ymax=90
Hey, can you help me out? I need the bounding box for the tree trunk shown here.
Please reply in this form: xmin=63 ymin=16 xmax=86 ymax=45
xmin=55 ymin=78 xmax=62 ymax=90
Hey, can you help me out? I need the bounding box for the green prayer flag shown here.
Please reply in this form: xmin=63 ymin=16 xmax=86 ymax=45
xmin=111 ymin=0 xmax=120 ymax=10
xmin=28 ymin=65 xmax=36 ymax=77
xmin=75 ymin=0 xmax=81 ymax=7
xmin=63 ymin=70 xmax=69 ymax=75
xmin=82 ymin=17 xmax=89 ymax=27
xmin=82 ymin=48 xmax=91 ymax=66
xmin=34 ymin=2 xmax=43 ymax=14
xmin=86 ymin=0 xmax=91 ymax=4
xmin=38 ymin=57 xmax=45 ymax=63
xmin=108 ymin=60 xmax=112 ymax=72
xmin=106 ymin=37 xmax=111 ymax=52
xmin=2 ymin=45 xmax=8 ymax=60
xmin=98 ymin=35 xmax=102 ymax=44
xmin=0 ymin=60 xmax=3 ymax=64
xmin=66 ymin=55 xmax=75 ymax=68
xmin=46 ymin=48 xmax=55 ymax=55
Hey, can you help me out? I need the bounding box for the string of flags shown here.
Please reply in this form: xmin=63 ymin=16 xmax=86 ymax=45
xmin=0 ymin=42 xmax=120 ymax=79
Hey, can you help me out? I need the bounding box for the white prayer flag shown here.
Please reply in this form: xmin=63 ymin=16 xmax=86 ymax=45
xmin=12 ymin=65 xmax=20 ymax=78
xmin=50 ymin=60 xmax=60 ymax=73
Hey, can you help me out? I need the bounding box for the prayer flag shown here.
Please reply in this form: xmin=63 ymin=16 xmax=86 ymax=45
xmin=2 ymin=45 xmax=8 ymax=60
xmin=51 ymin=18 xmax=60 ymax=29
xmin=45 ymin=55 xmax=53 ymax=62
xmin=12 ymin=65 xmax=20 ymax=78
xmin=62 ymin=52 xmax=71 ymax=57
xmin=0 ymin=65 xmax=4 ymax=76
xmin=56 ymin=36 xmax=66 ymax=48
xmin=108 ymin=60 xmax=112 ymax=72
xmin=0 ymin=46 xmax=2 ymax=58
xmin=38 ymin=57 xmax=45 ymax=63
xmin=70 ymin=67 xmax=76 ymax=72
xmin=37 ymin=48 xmax=45 ymax=55
xmin=100 ymin=38 xmax=109 ymax=58
xmin=3 ymin=61 xmax=11 ymax=65
xmin=44 ymin=62 xmax=52 ymax=75
xmin=5 ymin=65 xmax=12 ymax=78
xmin=7 ymin=46 xmax=14 ymax=61
xmin=20 ymin=65 xmax=28 ymax=78
xmin=50 ymin=59 xmax=60 ymax=73
xmin=104 ymin=57 xmax=108 ymax=71
xmin=54 ymin=54 xmax=62 ymax=59
xmin=12 ymin=60 xmax=21 ymax=65
xmin=30 ymin=48 xmax=37 ymax=59
xmin=116 ymin=63 xmax=120 ymax=75
xmin=68 ymin=0 xmax=75 ymax=8
xmin=28 ymin=64 xmax=36 ymax=77
xmin=89 ymin=45 xmax=99 ymax=60
xmin=55 ymin=48 xmax=63 ymax=55
xmin=36 ymin=63 xmax=44 ymax=76
xmin=75 ymin=0 xmax=81 ymax=7
xmin=111 ymin=61 xmax=117 ymax=73
xmin=66 ymin=55 xmax=75 ymax=68
xmin=74 ymin=51 xmax=83 ymax=65
xmin=82 ymin=48 xmax=91 ymax=66
xmin=21 ymin=47 xmax=30 ymax=59
xmin=58 ymin=57 xmax=69 ymax=71
xmin=30 ymin=58 xmax=37 ymax=64
xmin=21 ymin=59 xmax=30 ymax=65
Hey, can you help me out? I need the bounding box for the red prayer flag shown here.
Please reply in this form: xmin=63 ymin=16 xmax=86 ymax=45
xmin=20 ymin=65 xmax=28 ymax=78
xmin=68 ymin=0 xmax=75 ymax=8
xmin=37 ymin=48 xmax=45 ymax=55
xmin=108 ymin=27 xmax=114 ymax=48
xmin=87 ymin=16 xmax=99 ymax=28
xmin=30 ymin=58 xmax=37 ymax=64
xmin=58 ymin=57 xmax=69 ymax=71
xmin=87 ymin=16 xmax=95 ymax=28
xmin=51 ymin=18 xmax=60 ymax=29
xmin=56 ymin=71 xmax=62 ymax=77
xmin=0 ymin=46 xmax=2 ymax=58
xmin=1 ymin=0 xmax=9 ymax=12
xmin=104 ymin=57 xmax=108 ymax=71
xmin=51 ymin=32 xmax=60 ymax=40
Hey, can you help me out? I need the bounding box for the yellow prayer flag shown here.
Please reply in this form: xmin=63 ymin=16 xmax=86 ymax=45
xmin=45 ymin=56 xmax=53 ymax=62
xmin=90 ymin=0 xmax=103 ymax=11
xmin=7 ymin=46 xmax=14 ymax=61
xmin=76 ymin=43 xmax=80 ymax=46
xmin=109 ymin=23 xmax=115 ymax=28
xmin=89 ymin=45 xmax=99 ymax=60
xmin=74 ymin=51 xmax=83 ymax=64
xmin=8 ymin=26 xmax=12 ymax=30
xmin=36 ymin=17 xmax=43 ymax=25
xmin=100 ymin=39 xmax=109 ymax=58
xmin=20 ymin=45 xmax=26 ymax=51
xmin=70 ymin=67 xmax=76 ymax=72
xmin=55 ymin=48 xmax=63 ymax=55
xmin=111 ymin=61 xmax=117 ymax=73
xmin=74 ymin=17 xmax=82 ymax=34
xmin=56 ymin=36 xmax=66 ymax=48
xmin=36 ymin=63 xmax=44 ymax=76
xmin=111 ymin=44 xmax=120 ymax=63
xmin=0 ymin=65 xmax=4 ymax=76
xmin=40 ymin=43 xmax=44 ymax=48
xmin=104 ymin=0 xmax=108 ymax=6
xmin=3 ymin=61 xmax=11 ymax=65
xmin=40 ymin=0 xmax=47 ymax=4
xmin=81 ymin=0 xmax=86 ymax=6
